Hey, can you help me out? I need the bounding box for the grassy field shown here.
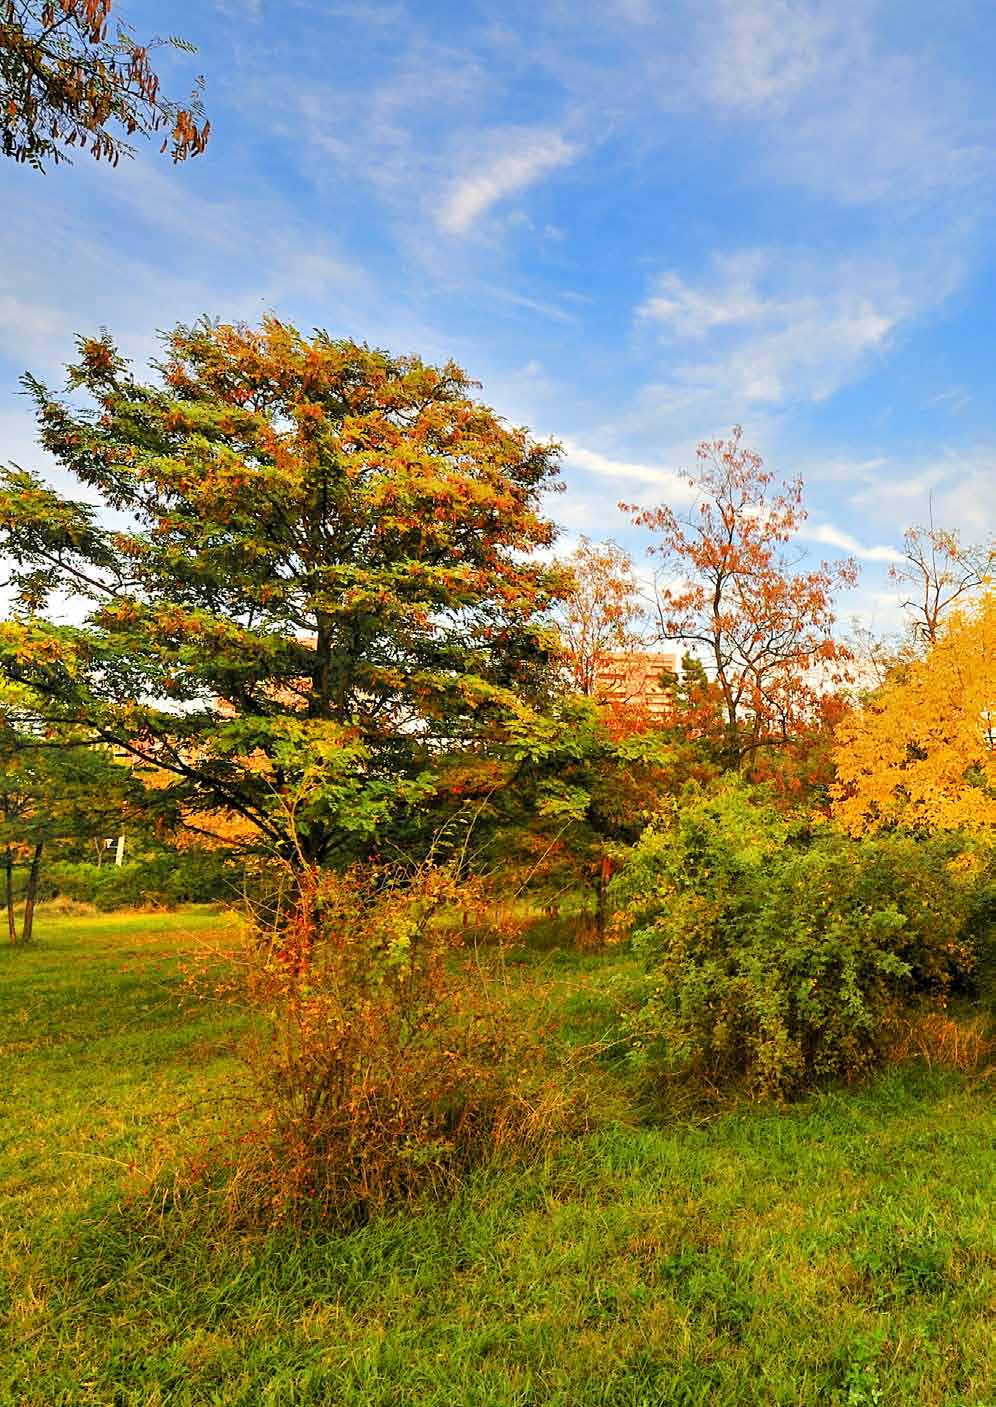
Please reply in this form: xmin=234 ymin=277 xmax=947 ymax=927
xmin=1 ymin=908 xmax=994 ymax=1407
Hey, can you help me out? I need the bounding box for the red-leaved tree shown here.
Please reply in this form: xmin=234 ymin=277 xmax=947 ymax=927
xmin=623 ymin=428 xmax=857 ymax=771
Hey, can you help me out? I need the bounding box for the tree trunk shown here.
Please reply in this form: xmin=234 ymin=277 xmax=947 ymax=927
xmin=22 ymin=841 xmax=43 ymax=945
xmin=4 ymin=846 xmax=16 ymax=945
xmin=595 ymin=854 xmax=612 ymax=941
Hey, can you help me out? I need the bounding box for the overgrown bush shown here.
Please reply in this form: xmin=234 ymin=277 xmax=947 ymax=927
xmin=615 ymin=781 xmax=984 ymax=1099
xmin=212 ymin=861 xmax=593 ymax=1224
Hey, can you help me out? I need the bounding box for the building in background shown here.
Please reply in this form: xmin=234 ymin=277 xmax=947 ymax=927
xmin=593 ymin=651 xmax=678 ymax=727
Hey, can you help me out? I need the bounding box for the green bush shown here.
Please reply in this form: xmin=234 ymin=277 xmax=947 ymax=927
xmin=615 ymin=781 xmax=983 ymax=1099
xmin=26 ymin=850 xmax=238 ymax=910
xmin=963 ymin=847 xmax=996 ymax=1011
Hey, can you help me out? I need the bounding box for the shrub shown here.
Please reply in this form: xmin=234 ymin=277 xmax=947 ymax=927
xmin=962 ymin=845 xmax=996 ymax=1011
xmin=211 ymin=861 xmax=592 ymax=1224
xmin=32 ymin=851 xmax=237 ymax=910
xmin=615 ymin=781 xmax=983 ymax=1099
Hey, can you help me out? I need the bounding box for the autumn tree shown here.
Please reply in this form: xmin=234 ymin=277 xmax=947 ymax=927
xmin=1 ymin=0 xmax=208 ymax=169
xmin=0 ymin=318 xmax=568 ymax=870
xmin=624 ymin=427 xmax=857 ymax=771
xmin=831 ymin=593 xmax=996 ymax=836
xmin=428 ymin=696 xmax=689 ymax=938
xmin=554 ymin=536 xmax=647 ymax=695
xmin=890 ymin=520 xmax=993 ymax=646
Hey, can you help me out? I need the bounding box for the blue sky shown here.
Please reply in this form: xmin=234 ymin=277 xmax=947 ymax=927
xmin=2 ymin=0 xmax=995 ymax=634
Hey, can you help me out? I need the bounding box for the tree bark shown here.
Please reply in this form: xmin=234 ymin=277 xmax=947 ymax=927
xmin=4 ymin=846 xmax=17 ymax=945
xmin=22 ymin=841 xmax=43 ymax=945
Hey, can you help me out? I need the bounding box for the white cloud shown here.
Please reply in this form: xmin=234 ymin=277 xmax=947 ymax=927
xmin=704 ymin=0 xmax=840 ymax=111
xmin=638 ymin=254 xmax=768 ymax=338
xmin=561 ymin=437 xmax=697 ymax=501
xmin=438 ymin=131 xmax=577 ymax=234
xmin=637 ymin=249 xmax=949 ymax=410
xmin=850 ymin=449 xmax=996 ymax=542
xmin=483 ymin=286 xmax=577 ymax=324
xmin=922 ymin=388 xmax=971 ymax=413
xmin=688 ymin=0 xmax=991 ymax=207
xmin=0 ymin=295 xmax=62 ymax=346
xmin=803 ymin=523 xmax=903 ymax=564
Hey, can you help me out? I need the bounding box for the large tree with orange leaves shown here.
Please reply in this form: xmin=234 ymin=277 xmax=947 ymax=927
xmin=1 ymin=0 xmax=208 ymax=169
xmin=624 ymin=428 xmax=857 ymax=771
xmin=831 ymin=593 xmax=996 ymax=836
xmin=0 ymin=318 xmax=567 ymax=866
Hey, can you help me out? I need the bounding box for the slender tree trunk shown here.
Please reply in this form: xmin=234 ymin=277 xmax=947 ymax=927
xmin=595 ymin=854 xmax=611 ymax=941
xmin=22 ymin=841 xmax=43 ymax=945
xmin=4 ymin=846 xmax=17 ymax=945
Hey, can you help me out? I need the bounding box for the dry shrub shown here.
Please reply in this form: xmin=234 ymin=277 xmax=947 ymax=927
xmin=38 ymin=894 xmax=98 ymax=917
xmin=885 ymin=1009 xmax=995 ymax=1075
xmin=212 ymin=861 xmax=593 ymax=1225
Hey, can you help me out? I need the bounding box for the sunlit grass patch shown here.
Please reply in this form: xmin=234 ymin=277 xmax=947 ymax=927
xmin=0 ymin=908 xmax=993 ymax=1406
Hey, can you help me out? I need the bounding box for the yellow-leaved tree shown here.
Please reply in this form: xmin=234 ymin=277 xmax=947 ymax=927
xmin=831 ymin=593 xmax=996 ymax=835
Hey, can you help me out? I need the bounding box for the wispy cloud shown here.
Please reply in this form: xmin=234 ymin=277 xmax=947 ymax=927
xmin=561 ymin=437 xmax=696 ymax=501
xmin=483 ymin=285 xmax=578 ymax=324
xmin=703 ymin=0 xmax=840 ymax=111
xmin=0 ymin=294 xmax=63 ymax=351
xmin=638 ymin=254 xmax=768 ymax=338
xmin=803 ymin=523 xmax=903 ymax=564
xmin=638 ymin=248 xmax=951 ymax=409
xmin=922 ymin=388 xmax=972 ymax=413
xmin=438 ymin=130 xmax=577 ymax=234
xmin=851 ymin=448 xmax=996 ymax=541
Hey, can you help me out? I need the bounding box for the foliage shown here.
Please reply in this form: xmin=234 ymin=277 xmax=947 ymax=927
xmin=0 ymin=319 xmax=567 ymax=868
xmin=21 ymin=849 xmax=236 ymax=909
xmin=214 ymin=861 xmax=591 ymax=1224
xmin=746 ymin=689 xmax=852 ymax=807
xmin=0 ymin=0 xmax=208 ymax=169
xmin=656 ymin=652 xmax=726 ymax=751
xmin=427 ymin=695 xmax=707 ymax=938
xmin=624 ymin=427 xmax=857 ymax=770
xmin=553 ymin=535 xmax=647 ymax=697
xmin=613 ymin=777 xmax=793 ymax=939
xmin=832 ymin=593 xmax=996 ymax=836
xmin=616 ymin=781 xmax=982 ymax=1097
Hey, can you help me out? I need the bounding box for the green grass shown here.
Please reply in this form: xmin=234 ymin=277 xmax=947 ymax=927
xmin=1 ymin=909 xmax=994 ymax=1406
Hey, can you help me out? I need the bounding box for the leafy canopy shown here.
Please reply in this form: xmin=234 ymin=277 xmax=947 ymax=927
xmin=1 ymin=0 xmax=208 ymax=169
xmin=0 ymin=318 xmax=567 ymax=864
xmin=832 ymin=593 xmax=996 ymax=836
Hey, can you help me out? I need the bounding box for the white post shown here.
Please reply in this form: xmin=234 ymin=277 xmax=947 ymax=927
xmin=115 ymin=833 xmax=125 ymax=867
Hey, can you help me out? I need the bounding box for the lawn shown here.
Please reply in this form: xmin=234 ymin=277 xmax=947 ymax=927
xmin=1 ymin=909 xmax=993 ymax=1406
